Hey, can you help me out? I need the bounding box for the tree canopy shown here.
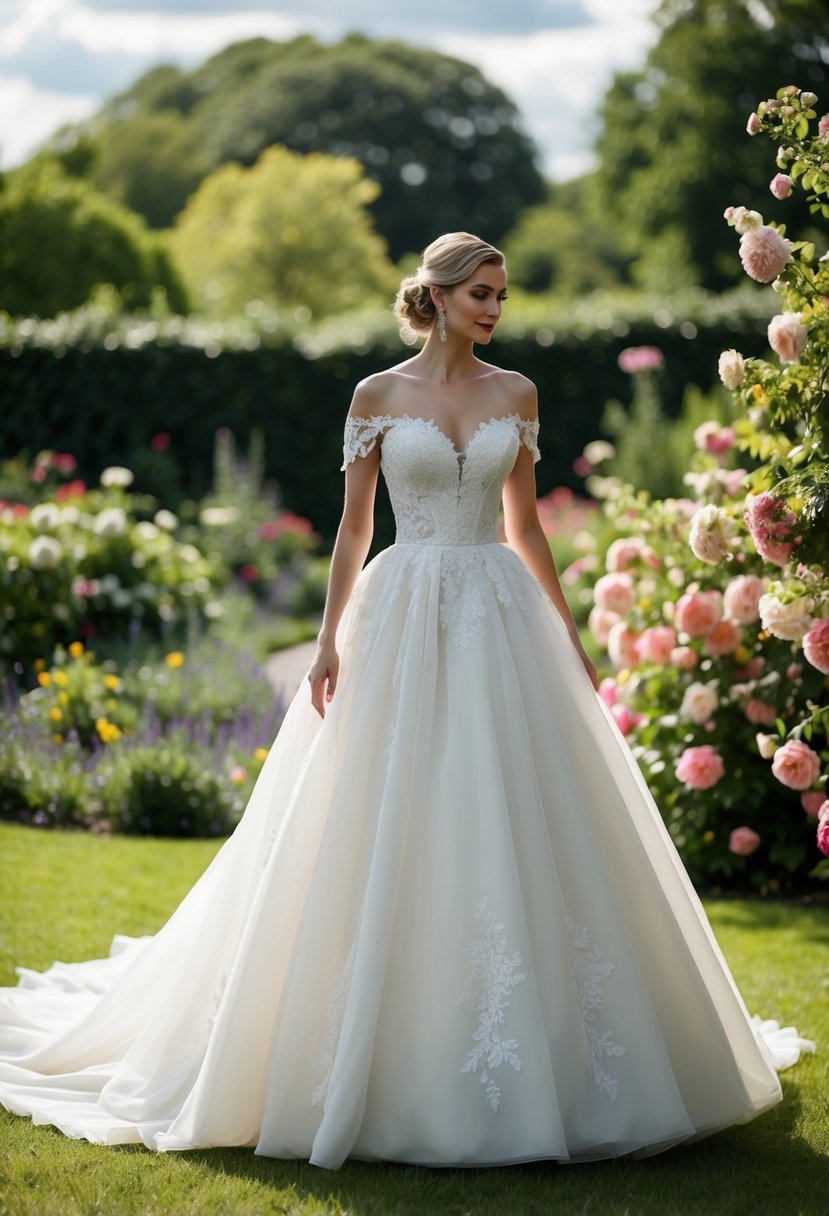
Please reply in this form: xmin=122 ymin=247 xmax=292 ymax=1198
xmin=171 ymin=146 xmax=394 ymax=318
xmin=592 ymin=0 xmax=829 ymax=290
xmin=0 ymin=162 xmax=187 ymax=318
xmin=80 ymin=34 xmax=546 ymax=258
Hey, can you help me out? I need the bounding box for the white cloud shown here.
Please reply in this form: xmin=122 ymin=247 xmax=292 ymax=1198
xmin=0 ymin=73 xmax=97 ymax=164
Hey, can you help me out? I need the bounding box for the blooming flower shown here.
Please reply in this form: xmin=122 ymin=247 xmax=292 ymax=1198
xmin=739 ymin=225 xmax=793 ymax=282
xmin=164 ymin=652 xmax=185 ymax=668
xmin=93 ymin=507 xmax=128 ymax=538
xmin=637 ymin=626 xmax=676 ymax=666
xmin=605 ymin=536 xmax=647 ymax=573
xmin=769 ymin=173 xmax=793 ymax=199
xmin=588 ymin=606 xmax=621 ymax=647
xmin=767 ymin=311 xmax=808 ymax=363
xmin=689 ymin=505 xmax=736 ymax=564
xmin=676 ymin=745 xmax=725 ymax=790
xmin=29 ymin=535 xmax=63 ymax=570
xmin=670 ymin=646 xmax=698 ymax=670
xmin=679 ymin=682 xmax=719 ymax=725
xmin=818 ymin=807 xmax=829 ymax=857
xmin=718 ymin=349 xmax=746 ymax=390
xmin=704 ymin=619 xmax=743 ymax=657
xmin=729 ymin=827 xmax=761 ymax=856
xmin=746 ymin=112 xmax=761 ymax=135
xmin=100 ymin=466 xmax=134 ymax=489
xmin=743 ymin=492 xmax=798 ymax=567
xmin=617 ymin=346 xmax=664 ymax=374
xmin=607 ymin=621 xmax=640 ymax=669
xmin=724 ymin=206 xmax=763 ymax=234
xmin=771 ymin=739 xmax=822 ymax=790
xmin=802 ymin=791 xmax=827 ymax=818
xmin=745 ymin=700 xmax=777 ymax=726
xmin=759 ymin=589 xmax=814 ymax=642
xmin=723 ymin=575 xmax=766 ymax=624
xmin=802 ymin=618 xmax=829 ymax=674
xmin=756 ymin=733 xmax=778 ymax=759
xmin=675 ymin=591 xmax=722 ymax=638
xmin=593 ymin=572 xmax=636 ymax=615
xmin=30 ymin=503 xmax=61 ymax=532
xmin=692 ymin=421 xmax=736 ymax=455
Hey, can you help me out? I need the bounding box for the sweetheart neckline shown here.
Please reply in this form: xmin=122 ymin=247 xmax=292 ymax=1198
xmin=359 ymin=412 xmax=529 ymax=460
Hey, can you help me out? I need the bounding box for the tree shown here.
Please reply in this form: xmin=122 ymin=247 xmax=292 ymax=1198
xmin=64 ymin=34 xmax=545 ymax=258
xmin=0 ymin=162 xmax=188 ymax=317
xmin=171 ymin=145 xmax=394 ymax=318
xmin=592 ymin=0 xmax=829 ymax=291
xmin=93 ymin=111 xmax=208 ymax=229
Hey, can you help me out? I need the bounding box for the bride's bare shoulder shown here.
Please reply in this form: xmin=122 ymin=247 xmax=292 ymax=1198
xmin=486 ymin=368 xmax=538 ymax=418
xmin=347 ymin=367 xmax=416 ymax=419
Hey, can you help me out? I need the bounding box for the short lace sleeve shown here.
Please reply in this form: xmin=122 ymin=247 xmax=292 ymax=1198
xmin=517 ymin=418 xmax=541 ymax=464
xmin=341 ymin=415 xmax=394 ymax=471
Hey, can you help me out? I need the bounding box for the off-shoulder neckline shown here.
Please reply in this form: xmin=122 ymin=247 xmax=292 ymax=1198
xmin=345 ymin=412 xmax=537 ymax=460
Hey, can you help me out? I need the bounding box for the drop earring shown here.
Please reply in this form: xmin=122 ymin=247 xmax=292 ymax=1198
xmin=437 ymin=308 xmax=447 ymax=343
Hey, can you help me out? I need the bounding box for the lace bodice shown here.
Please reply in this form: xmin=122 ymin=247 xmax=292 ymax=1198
xmin=341 ymin=413 xmax=540 ymax=546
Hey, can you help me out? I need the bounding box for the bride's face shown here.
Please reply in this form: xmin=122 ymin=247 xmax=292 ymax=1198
xmin=443 ymin=262 xmax=508 ymax=344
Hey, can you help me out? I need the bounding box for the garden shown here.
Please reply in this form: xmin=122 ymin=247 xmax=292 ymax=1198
xmin=1 ymin=4 xmax=829 ymax=1211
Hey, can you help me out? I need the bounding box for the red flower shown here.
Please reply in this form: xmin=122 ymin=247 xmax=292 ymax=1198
xmin=53 ymin=453 xmax=77 ymax=474
xmin=151 ymin=432 xmax=171 ymax=452
xmin=240 ymin=563 xmax=260 ymax=583
xmin=259 ymin=520 xmax=282 ymax=540
xmin=55 ymin=480 xmax=87 ymax=501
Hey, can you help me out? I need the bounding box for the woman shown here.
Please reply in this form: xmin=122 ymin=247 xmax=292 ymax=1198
xmin=0 ymin=233 xmax=811 ymax=1169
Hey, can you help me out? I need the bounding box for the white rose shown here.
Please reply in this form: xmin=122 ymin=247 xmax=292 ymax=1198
xmin=755 ymin=733 xmax=778 ymax=759
xmin=689 ymin=504 xmax=735 ymax=564
xmin=29 ymin=535 xmax=63 ymax=569
xmin=726 ymin=206 xmax=764 ymax=234
xmin=154 ymin=509 xmax=179 ymax=531
xmin=583 ymin=440 xmax=616 ymax=465
xmin=30 ymin=503 xmax=61 ymax=532
xmin=178 ymin=544 xmax=201 ymax=563
xmin=680 ymin=681 xmax=719 ymax=725
xmin=199 ymin=506 xmax=240 ymax=527
xmin=800 ymin=92 xmax=817 ymax=108
xmin=759 ymin=589 xmax=814 ymax=641
xmin=135 ymin=521 xmax=160 ymax=542
xmin=93 ymin=507 xmax=128 ymax=538
xmin=718 ymin=349 xmax=746 ymax=390
xmin=100 ymin=466 xmax=134 ymax=488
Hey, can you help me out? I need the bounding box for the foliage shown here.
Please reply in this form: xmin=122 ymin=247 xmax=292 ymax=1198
xmin=99 ymin=744 xmax=240 ymax=837
xmin=60 ymin=34 xmax=545 ymax=259
xmin=171 ymin=146 xmax=394 ymax=319
xmin=20 ymin=643 xmax=137 ymax=748
xmin=0 ymin=161 xmax=188 ymax=317
xmin=0 ymin=286 xmax=780 ymax=547
xmin=592 ymin=0 xmax=828 ymax=291
xmin=1 ymin=823 xmax=828 ymax=1213
xmin=0 ymin=463 xmax=223 ymax=669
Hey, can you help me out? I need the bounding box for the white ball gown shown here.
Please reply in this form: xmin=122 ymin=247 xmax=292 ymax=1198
xmin=0 ymin=412 xmax=813 ymax=1169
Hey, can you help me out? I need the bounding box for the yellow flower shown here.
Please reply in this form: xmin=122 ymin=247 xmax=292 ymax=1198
xmin=68 ymin=641 xmax=85 ymax=659
xmin=37 ymin=671 xmax=51 ymax=688
xmin=103 ymin=674 xmax=121 ymax=691
xmin=638 ymin=598 xmax=652 ymax=611
xmin=165 ymin=651 xmax=185 ymax=669
xmin=52 ymin=734 xmax=64 ymax=745
xmin=95 ymin=718 xmax=121 ymax=743
xmin=107 ymin=723 xmax=122 ymax=742
xmin=49 ymin=707 xmax=62 ymax=722
xmin=616 ymin=668 xmax=631 ymax=685
xmin=751 ymin=384 xmax=767 ymax=404
xmin=53 ymin=670 xmax=68 ymax=687
xmin=703 ymin=830 xmax=715 ymax=843
xmin=34 ymin=659 xmax=45 ymax=674
xmin=254 ymin=747 xmax=269 ymax=764
xmin=757 ymin=629 xmax=771 ymax=643
xmin=734 ymin=646 xmax=751 ymax=664
xmin=58 ymin=692 xmax=68 ymax=706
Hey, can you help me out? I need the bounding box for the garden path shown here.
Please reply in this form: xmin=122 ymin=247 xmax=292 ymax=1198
xmin=264 ymin=639 xmax=317 ymax=701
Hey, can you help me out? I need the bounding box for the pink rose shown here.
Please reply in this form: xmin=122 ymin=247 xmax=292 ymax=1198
xmin=611 ymin=703 xmax=634 ymax=735
xmin=787 ymin=662 xmax=803 ymax=681
xmin=739 ymin=226 xmax=793 ymax=282
xmin=593 ymin=572 xmax=636 ymax=615
xmin=605 ymin=536 xmax=646 ymax=572
xmin=802 ymin=791 xmax=827 ymax=818
xmin=745 ymin=700 xmax=777 ymax=726
xmin=675 ymin=590 xmax=722 ymax=638
xmin=598 ymin=677 xmax=618 ymax=707
xmin=729 ymin=826 xmax=761 ymax=856
xmin=589 ymin=606 xmax=621 ymax=647
xmin=746 ymin=112 xmax=760 ymax=135
xmin=676 ymin=745 xmax=725 ymax=790
xmin=743 ymin=492 xmax=797 ymax=567
xmin=723 ymin=575 xmax=766 ymax=624
xmin=670 ymin=645 xmax=698 ymax=670
xmin=693 ymin=421 xmax=736 ymax=455
xmin=637 ymin=625 xmax=677 ymax=666
xmin=724 ymin=468 xmax=748 ymax=497
xmin=607 ymin=621 xmax=640 ymax=669
xmin=769 ymin=173 xmax=793 ymax=199
xmin=768 ymin=311 xmax=807 ymax=364
xmin=736 ymin=657 xmax=765 ymax=679
xmin=818 ymin=805 xmax=829 ymax=856
xmin=802 ymin=618 xmax=829 ymax=675
xmin=704 ymin=619 xmax=742 ymax=657
xmin=771 ymin=739 xmax=822 ymax=790
xmin=617 ymin=346 xmax=664 ymax=374
xmin=819 ymin=114 xmax=829 ymax=137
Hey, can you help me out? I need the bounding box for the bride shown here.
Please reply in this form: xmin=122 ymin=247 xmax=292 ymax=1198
xmin=0 ymin=232 xmax=812 ymax=1169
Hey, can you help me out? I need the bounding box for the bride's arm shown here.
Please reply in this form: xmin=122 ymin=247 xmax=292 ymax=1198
xmin=308 ymin=406 xmax=380 ymax=718
xmin=502 ymin=392 xmax=598 ymax=690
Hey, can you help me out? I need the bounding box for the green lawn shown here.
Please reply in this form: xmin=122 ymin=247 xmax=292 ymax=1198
xmin=0 ymin=822 xmax=826 ymax=1216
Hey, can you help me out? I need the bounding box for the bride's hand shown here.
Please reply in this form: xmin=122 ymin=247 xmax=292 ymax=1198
xmin=308 ymin=643 xmax=340 ymax=718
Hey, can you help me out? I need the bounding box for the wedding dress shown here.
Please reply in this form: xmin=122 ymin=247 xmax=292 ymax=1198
xmin=0 ymin=411 xmax=813 ymax=1169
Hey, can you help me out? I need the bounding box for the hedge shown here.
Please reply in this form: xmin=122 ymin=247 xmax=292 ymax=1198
xmin=0 ymin=289 xmax=776 ymax=548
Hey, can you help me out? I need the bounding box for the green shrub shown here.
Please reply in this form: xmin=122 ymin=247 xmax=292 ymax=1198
xmin=101 ymin=744 xmax=240 ymax=837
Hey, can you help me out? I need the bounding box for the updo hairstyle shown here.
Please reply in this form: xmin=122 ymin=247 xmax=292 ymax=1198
xmin=393 ymin=232 xmax=504 ymax=345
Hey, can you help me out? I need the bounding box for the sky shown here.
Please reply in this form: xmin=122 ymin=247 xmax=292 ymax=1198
xmin=0 ymin=0 xmax=659 ymax=180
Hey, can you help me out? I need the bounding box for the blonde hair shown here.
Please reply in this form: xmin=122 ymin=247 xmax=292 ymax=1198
xmin=393 ymin=231 xmax=504 ymax=344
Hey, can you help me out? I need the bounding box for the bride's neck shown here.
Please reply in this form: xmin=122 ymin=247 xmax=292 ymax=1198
xmin=412 ymin=334 xmax=479 ymax=382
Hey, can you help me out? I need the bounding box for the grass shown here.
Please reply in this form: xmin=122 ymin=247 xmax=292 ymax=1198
xmin=0 ymin=821 xmax=826 ymax=1216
